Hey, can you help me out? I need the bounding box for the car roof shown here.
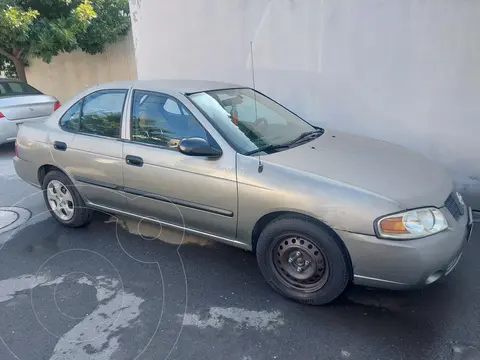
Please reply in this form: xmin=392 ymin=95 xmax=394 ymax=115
xmin=92 ymin=79 xmax=246 ymax=95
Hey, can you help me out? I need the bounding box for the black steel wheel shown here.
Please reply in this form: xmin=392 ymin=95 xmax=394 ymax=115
xmin=256 ymin=215 xmax=351 ymax=305
xmin=273 ymin=235 xmax=329 ymax=293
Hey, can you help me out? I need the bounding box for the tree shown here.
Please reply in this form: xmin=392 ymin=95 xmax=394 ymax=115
xmin=0 ymin=0 xmax=130 ymax=82
xmin=0 ymin=55 xmax=18 ymax=78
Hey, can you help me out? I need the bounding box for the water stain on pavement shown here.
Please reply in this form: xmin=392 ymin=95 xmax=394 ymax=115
xmin=108 ymin=215 xmax=214 ymax=247
xmin=0 ymin=272 xmax=146 ymax=360
xmin=180 ymin=307 xmax=284 ymax=331
xmin=49 ymin=275 xmax=144 ymax=360
xmin=0 ymin=274 xmax=64 ymax=303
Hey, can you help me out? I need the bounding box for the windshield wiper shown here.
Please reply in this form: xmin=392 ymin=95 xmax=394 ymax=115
xmin=244 ymin=128 xmax=324 ymax=156
xmin=244 ymin=143 xmax=291 ymax=156
xmin=287 ymin=128 xmax=324 ymax=146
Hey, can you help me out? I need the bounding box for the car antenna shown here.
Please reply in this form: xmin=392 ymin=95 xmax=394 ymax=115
xmin=250 ymin=41 xmax=263 ymax=173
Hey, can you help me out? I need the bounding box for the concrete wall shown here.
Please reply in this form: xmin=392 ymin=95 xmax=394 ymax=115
xmin=26 ymin=31 xmax=137 ymax=103
xmin=130 ymin=0 xmax=480 ymax=209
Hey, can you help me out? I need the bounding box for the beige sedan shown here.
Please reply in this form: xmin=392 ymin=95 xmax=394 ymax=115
xmin=14 ymin=80 xmax=473 ymax=305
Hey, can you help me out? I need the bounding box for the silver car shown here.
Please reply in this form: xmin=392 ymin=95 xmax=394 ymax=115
xmin=13 ymin=80 xmax=473 ymax=305
xmin=0 ymin=79 xmax=60 ymax=145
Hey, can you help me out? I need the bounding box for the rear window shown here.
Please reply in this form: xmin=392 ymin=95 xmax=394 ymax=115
xmin=0 ymin=81 xmax=42 ymax=97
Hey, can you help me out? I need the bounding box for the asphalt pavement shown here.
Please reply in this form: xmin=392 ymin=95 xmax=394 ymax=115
xmin=0 ymin=142 xmax=479 ymax=360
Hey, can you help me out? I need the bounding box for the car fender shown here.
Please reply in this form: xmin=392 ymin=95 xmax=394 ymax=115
xmin=236 ymin=154 xmax=403 ymax=247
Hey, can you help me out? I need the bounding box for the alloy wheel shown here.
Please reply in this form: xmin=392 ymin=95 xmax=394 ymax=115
xmin=46 ymin=180 xmax=75 ymax=221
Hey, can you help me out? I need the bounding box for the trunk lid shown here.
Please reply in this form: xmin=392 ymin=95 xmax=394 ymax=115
xmin=0 ymin=95 xmax=57 ymax=121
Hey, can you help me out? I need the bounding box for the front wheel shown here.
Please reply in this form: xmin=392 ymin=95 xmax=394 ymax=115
xmin=256 ymin=216 xmax=351 ymax=305
xmin=42 ymin=170 xmax=92 ymax=227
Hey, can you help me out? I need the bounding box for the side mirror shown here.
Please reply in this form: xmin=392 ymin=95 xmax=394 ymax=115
xmin=178 ymin=137 xmax=222 ymax=158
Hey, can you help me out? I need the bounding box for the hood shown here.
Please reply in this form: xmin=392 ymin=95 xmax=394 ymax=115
xmin=264 ymin=130 xmax=453 ymax=209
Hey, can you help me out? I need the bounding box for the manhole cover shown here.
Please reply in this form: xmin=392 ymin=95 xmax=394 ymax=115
xmin=0 ymin=210 xmax=18 ymax=229
xmin=0 ymin=207 xmax=31 ymax=235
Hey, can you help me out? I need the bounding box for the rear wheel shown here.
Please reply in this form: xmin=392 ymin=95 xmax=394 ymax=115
xmin=256 ymin=215 xmax=351 ymax=305
xmin=42 ymin=170 xmax=92 ymax=227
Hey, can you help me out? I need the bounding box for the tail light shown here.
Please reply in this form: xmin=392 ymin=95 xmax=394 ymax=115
xmin=53 ymin=100 xmax=61 ymax=111
xmin=0 ymin=112 xmax=4 ymax=118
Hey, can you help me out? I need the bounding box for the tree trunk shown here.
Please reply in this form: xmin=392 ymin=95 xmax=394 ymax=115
xmin=12 ymin=58 xmax=27 ymax=82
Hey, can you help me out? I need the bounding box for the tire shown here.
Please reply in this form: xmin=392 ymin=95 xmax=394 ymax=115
xmin=42 ymin=170 xmax=93 ymax=227
xmin=256 ymin=215 xmax=351 ymax=305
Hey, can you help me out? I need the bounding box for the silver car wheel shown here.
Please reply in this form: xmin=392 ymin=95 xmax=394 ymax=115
xmin=46 ymin=180 xmax=75 ymax=221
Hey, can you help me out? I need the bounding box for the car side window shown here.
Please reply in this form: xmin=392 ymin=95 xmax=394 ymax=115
xmin=8 ymin=82 xmax=23 ymax=93
xmin=59 ymin=101 xmax=82 ymax=131
xmin=131 ymin=91 xmax=207 ymax=148
xmin=80 ymin=90 xmax=127 ymax=138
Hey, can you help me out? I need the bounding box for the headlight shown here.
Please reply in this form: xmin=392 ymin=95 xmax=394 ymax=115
xmin=376 ymin=208 xmax=448 ymax=239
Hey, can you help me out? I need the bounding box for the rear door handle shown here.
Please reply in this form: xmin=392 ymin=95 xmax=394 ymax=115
xmin=126 ymin=155 xmax=143 ymax=167
xmin=53 ymin=141 xmax=67 ymax=151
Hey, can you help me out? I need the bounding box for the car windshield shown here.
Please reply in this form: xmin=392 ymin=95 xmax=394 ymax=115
xmin=0 ymin=81 xmax=42 ymax=97
xmin=188 ymin=88 xmax=319 ymax=155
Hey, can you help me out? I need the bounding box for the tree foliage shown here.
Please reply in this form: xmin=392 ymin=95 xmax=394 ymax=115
xmin=0 ymin=56 xmax=18 ymax=78
xmin=0 ymin=0 xmax=130 ymax=81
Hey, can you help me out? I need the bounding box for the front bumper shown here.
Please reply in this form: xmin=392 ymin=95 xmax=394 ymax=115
xmin=338 ymin=206 xmax=473 ymax=289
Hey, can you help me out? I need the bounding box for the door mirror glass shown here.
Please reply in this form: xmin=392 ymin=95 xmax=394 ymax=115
xmin=178 ymin=137 xmax=222 ymax=158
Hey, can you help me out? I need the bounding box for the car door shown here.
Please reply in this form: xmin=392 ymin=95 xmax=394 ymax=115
xmin=51 ymin=88 xmax=129 ymax=210
xmin=122 ymin=89 xmax=238 ymax=240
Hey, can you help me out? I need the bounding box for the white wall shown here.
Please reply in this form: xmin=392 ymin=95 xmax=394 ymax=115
xmin=26 ymin=31 xmax=137 ymax=103
xmin=130 ymin=0 xmax=480 ymax=209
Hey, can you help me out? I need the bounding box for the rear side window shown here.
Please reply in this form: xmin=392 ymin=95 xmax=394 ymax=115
xmin=0 ymin=81 xmax=42 ymax=97
xmin=59 ymin=90 xmax=127 ymax=138
xmin=59 ymin=102 xmax=81 ymax=131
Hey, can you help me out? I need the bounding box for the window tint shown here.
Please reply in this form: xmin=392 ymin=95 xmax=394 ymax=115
xmin=131 ymin=91 xmax=207 ymax=148
xmin=59 ymin=90 xmax=127 ymax=138
xmin=59 ymin=101 xmax=82 ymax=132
xmin=0 ymin=81 xmax=42 ymax=97
xmin=80 ymin=90 xmax=127 ymax=138
xmin=9 ymin=82 xmax=22 ymax=93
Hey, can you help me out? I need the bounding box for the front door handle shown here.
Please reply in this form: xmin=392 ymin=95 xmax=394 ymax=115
xmin=53 ymin=141 xmax=67 ymax=151
xmin=126 ymin=155 xmax=143 ymax=167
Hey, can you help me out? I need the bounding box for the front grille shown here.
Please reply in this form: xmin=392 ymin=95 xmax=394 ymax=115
xmin=444 ymin=192 xmax=465 ymax=220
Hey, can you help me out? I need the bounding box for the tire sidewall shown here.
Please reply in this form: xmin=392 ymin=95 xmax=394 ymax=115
xmin=256 ymin=217 xmax=351 ymax=305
